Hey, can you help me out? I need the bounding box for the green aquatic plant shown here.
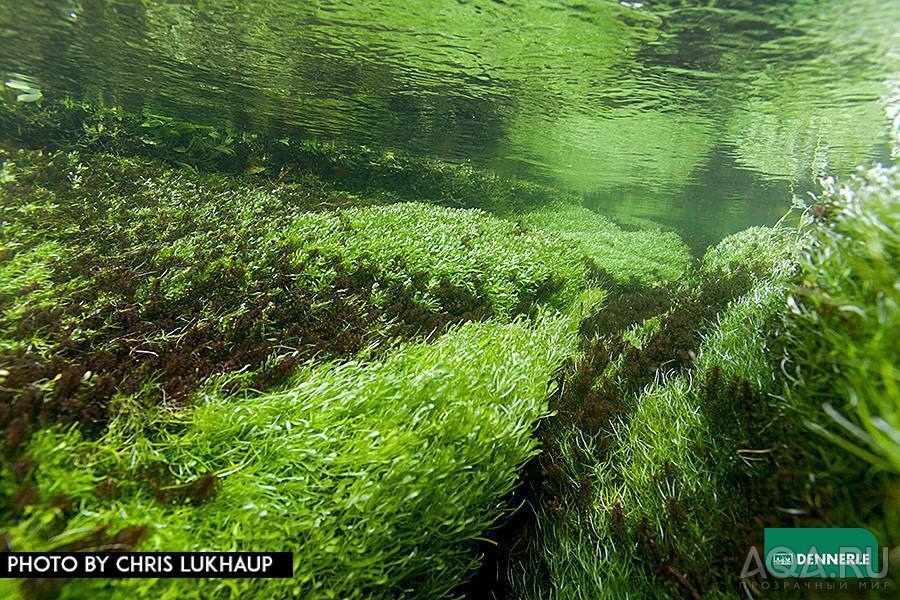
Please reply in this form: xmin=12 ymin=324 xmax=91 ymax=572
xmin=788 ymin=165 xmax=899 ymax=473
xmin=519 ymin=203 xmax=693 ymax=286
xmin=505 ymin=225 xmax=802 ymax=598
xmin=1 ymin=313 xmax=580 ymax=600
xmin=0 ymin=150 xmax=593 ymax=453
xmin=1 ymin=143 xmax=619 ymax=599
xmin=0 ymin=2 xmax=898 ymax=597
xmin=504 ymin=184 xmax=900 ymax=597
xmin=699 ymin=225 xmax=799 ymax=280
xmin=779 ymin=165 xmax=900 ymax=551
xmin=138 ymin=113 xmax=237 ymax=168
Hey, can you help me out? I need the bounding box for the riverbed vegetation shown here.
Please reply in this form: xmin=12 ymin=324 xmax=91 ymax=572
xmin=1 ymin=98 xmax=897 ymax=598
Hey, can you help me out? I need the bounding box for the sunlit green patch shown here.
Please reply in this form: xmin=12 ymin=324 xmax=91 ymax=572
xmin=699 ymin=224 xmax=800 ymax=280
xmin=621 ymin=314 xmax=662 ymax=350
xmin=519 ymin=203 xmax=693 ymax=286
xmin=267 ymin=201 xmax=593 ymax=317
xmin=0 ymin=241 xmax=84 ymax=352
xmin=2 ymin=313 xmax=579 ymax=600
xmin=697 ymin=279 xmax=790 ymax=388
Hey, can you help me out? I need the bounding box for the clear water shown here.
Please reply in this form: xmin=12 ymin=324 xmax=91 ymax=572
xmin=1 ymin=0 xmax=898 ymax=248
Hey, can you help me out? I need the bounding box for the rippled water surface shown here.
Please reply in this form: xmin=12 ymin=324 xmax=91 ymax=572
xmin=1 ymin=0 xmax=898 ymax=246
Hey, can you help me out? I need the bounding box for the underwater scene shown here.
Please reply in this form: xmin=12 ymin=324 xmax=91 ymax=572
xmin=0 ymin=0 xmax=898 ymax=597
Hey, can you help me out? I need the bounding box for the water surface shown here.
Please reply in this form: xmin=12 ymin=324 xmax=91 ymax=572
xmin=1 ymin=0 xmax=897 ymax=246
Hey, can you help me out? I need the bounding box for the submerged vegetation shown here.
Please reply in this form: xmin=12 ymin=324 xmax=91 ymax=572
xmin=1 ymin=26 xmax=898 ymax=599
xmin=2 ymin=314 xmax=581 ymax=599
xmin=0 ymin=147 xmax=599 ymax=446
xmin=785 ymin=166 xmax=900 ymax=549
xmin=520 ymin=204 xmax=692 ymax=286
xmin=0 ymin=97 xmax=583 ymax=216
xmin=506 ymin=231 xmax=801 ymax=598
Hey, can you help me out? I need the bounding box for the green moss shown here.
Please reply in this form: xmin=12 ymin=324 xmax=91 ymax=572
xmin=3 ymin=313 xmax=578 ymax=599
xmin=519 ymin=203 xmax=693 ymax=286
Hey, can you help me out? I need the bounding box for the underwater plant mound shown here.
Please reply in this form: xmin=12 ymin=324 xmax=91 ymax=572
xmin=519 ymin=203 xmax=693 ymax=286
xmin=0 ymin=140 xmax=622 ymax=599
xmin=0 ymin=0 xmax=897 ymax=595
xmin=0 ymin=149 xmax=601 ymax=453
xmin=2 ymin=314 xmax=580 ymax=600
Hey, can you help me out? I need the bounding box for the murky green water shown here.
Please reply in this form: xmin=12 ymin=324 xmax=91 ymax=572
xmin=1 ymin=0 xmax=898 ymax=246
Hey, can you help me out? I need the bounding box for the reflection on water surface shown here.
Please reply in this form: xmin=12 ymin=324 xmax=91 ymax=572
xmin=1 ymin=0 xmax=897 ymax=244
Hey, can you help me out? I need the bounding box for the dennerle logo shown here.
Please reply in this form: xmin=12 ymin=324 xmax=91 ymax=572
xmin=741 ymin=544 xmax=892 ymax=594
xmin=763 ymin=546 xmax=877 ymax=576
xmin=744 ymin=528 xmax=889 ymax=581
xmin=794 ymin=552 xmax=870 ymax=566
xmin=772 ymin=552 xmax=793 ymax=567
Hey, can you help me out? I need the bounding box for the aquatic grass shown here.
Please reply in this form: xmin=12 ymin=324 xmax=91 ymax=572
xmin=330 ymin=202 xmax=590 ymax=314
xmin=696 ymin=224 xmax=802 ymax=387
xmin=519 ymin=203 xmax=693 ymax=286
xmin=4 ymin=94 xmax=896 ymax=599
xmin=776 ymin=165 xmax=900 ymax=553
xmin=0 ymin=13 xmax=896 ymax=598
xmin=697 ymin=279 xmax=790 ymax=389
xmin=0 ymin=148 xmax=602 ymax=598
xmin=512 ymin=374 xmax=743 ymax=599
xmin=508 ymin=226 xmax=802 ymax=598
xmin=699 ymin=225 xmax=799 ymax=281
xmin=787 ymin=165 xmax=900 ymax=473
xmin=0 ymin=150 xmax=592 ymax=442
xmin=510 ymin=195 xmax=900 ymax=597
xmin=0 ymin=241 xmax=78 ymax=350
xmin=3 ymin=313 xmax=579 ymax=599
